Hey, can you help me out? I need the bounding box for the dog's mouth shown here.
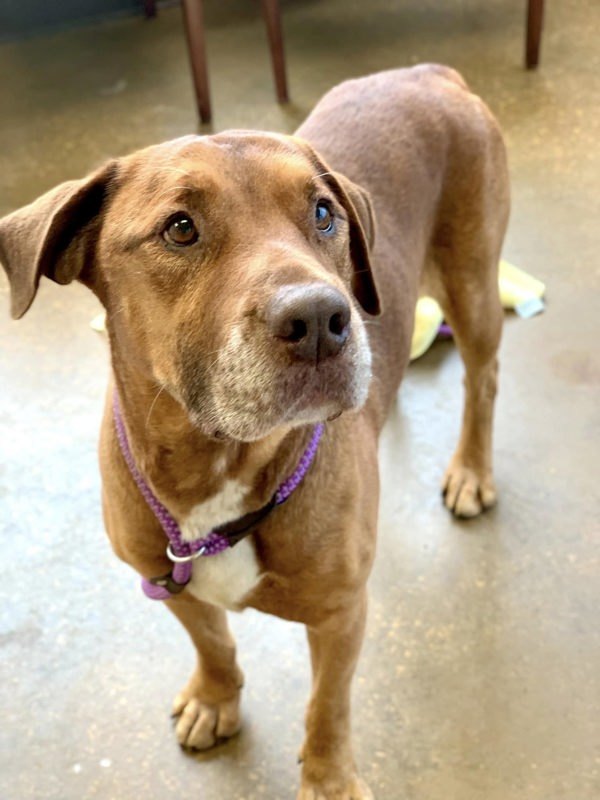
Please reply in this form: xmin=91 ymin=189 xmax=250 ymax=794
xmin=281 ymin=360 xmax=360 ymax=414
xmin=183 ymin=340 xmax=372 ymax=442
xmin=178 ymin=302 xmax=373 ymax=442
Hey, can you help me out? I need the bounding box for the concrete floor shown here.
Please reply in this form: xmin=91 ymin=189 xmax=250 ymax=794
xmin=1 ymin=1 xmax=599 ymax=798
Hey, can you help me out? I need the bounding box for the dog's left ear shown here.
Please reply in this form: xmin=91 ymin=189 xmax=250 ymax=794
xmin=289 ymin=136 xmax=380 ymax=316
xmin=324 ymin=170 xmax=380 ymax=316
xmin=0 ymin=160 xmax=118 ymax=319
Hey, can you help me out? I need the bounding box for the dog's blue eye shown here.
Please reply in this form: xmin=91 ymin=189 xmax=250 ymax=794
xmin=315 ymin=201 xmax=335 ymax=234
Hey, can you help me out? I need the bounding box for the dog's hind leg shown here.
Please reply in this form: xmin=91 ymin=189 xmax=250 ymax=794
xmin=437 ymin=255 xmax=503 ymax=519
xmin=165 ymin=595 xmax=244 ymax=750
xmin=429 ymin=123 xmax=509 ymax=518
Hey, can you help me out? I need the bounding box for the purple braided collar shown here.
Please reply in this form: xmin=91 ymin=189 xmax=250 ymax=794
xmin=112 ymin=392 xmax=324 ymax=601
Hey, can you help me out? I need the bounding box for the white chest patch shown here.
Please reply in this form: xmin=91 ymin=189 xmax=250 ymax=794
xmin=186 ymin=538 xmax=260 ymax=610
xmin=180 ymin=479 xmax=261 ymax=610
xmin=180 ymin=479 xmax=249 ymax=543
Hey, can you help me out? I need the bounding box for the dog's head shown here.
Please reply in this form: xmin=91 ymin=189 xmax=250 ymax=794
xmin=0 ymin=133 xmax=380 ymax=441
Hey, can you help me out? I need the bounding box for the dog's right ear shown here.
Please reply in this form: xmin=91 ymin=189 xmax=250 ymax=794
xmin=0 ymin=161 xmax=118 ymax=319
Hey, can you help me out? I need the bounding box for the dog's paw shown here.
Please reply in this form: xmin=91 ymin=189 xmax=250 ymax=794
xmin=442 ymin=460 xmax=497 ymax=518
xmin=297 ymin=774 xmax=374 ymax=800
xmin=171 ymin=691 xmax=241 ymax=751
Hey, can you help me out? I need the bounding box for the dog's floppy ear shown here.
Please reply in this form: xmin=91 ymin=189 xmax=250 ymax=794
xmin=0 ymin=160 xmax=118 ymax=319
xmin=290 ymin=136 xmax=380 ymax=316
xmin=323 ymin=170 xmax=380 ymax=316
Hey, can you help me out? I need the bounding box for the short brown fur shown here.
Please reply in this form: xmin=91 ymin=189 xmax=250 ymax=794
xmin=0 ymin=66 xmax=509 ymax=799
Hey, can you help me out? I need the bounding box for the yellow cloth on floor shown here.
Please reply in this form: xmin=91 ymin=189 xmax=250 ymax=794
xmin=498 ymin=259 xmax=545 ymax=308
xmin=410 ymin=296 xmax=445 ymax=361
xmin=410 ymin=260 xmax=546 ymax=361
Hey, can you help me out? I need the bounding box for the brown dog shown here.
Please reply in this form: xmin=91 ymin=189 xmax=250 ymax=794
xmin=0 ymin=65 xmax=508 ymax=799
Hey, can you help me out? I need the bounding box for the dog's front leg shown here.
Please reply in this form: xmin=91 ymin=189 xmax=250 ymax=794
xmin=298 ymin=590 xmax=373 ymax=800
xmin=164 ymin=594 xmax=244 ymax=751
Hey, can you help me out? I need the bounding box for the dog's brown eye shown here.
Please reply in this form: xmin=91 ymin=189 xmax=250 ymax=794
xmin=163 ymin=214 xmax=198 ymax=246
xmin=315 ymin=201 xmax=335 ymax=234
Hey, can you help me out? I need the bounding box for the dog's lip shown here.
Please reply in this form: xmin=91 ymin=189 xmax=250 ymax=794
xmin=183 ymin=340 xmax=369 ymax=438
xmin=285 ymin=362 xmax=353 ymax=397
xmin=186 ymin=374 xmax=356 ymax=440
xmin=282 ymin=364 xmax=364 ymax=419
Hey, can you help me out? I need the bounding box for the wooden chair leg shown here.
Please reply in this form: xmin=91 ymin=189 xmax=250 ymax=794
xmin=143 ymin=0 xmax=157 ymax=18
xmin=181 ymin=0 xmax=212 ymax=124
xmin=526 ymin=0 xmax=545 ymax=69
xmin=261 ymin=0 xmax=289 ymax=103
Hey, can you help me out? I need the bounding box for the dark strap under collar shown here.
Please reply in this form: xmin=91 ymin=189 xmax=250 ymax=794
xmin=113 ymin=391 xmax=324 ymax=600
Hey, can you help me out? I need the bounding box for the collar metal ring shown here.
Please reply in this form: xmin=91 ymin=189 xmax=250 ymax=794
xmin=166 ymin=544 xmax=207 ymax=563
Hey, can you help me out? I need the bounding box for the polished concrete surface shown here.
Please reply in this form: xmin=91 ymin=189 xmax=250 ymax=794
xmin=0 ymin=1 xmax=599 ymax=798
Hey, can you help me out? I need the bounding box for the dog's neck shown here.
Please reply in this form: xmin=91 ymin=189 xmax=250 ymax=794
xmin=110 ymin=356 xmax=308 ymax=523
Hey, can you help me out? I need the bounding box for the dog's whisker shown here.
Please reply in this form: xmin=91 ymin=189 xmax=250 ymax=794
xmin=151 ymin=184 xmax=196 ymax=203
xmin=145 ymin=384 xmax=167 ymax=430
xmin=311 ymin=171 xmax=333 ymax=181
xmin=161 ymin=167 xmax=194 ymax=179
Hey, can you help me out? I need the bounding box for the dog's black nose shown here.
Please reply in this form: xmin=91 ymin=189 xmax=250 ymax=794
xmin=265 ymin=284 xmax=351 ymax=362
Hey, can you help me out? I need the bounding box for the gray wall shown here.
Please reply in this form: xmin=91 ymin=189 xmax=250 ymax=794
xmin=1 ymin=0 xmax=142 ymax=41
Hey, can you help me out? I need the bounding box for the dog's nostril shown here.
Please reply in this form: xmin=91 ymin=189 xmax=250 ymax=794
xmin=265 ymin=283 xmax=351 ymax=362
xmin=288 ymin=319 xmax=308 ymax=343
xmin=329 ymin=312 xmax=346 ymax=337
